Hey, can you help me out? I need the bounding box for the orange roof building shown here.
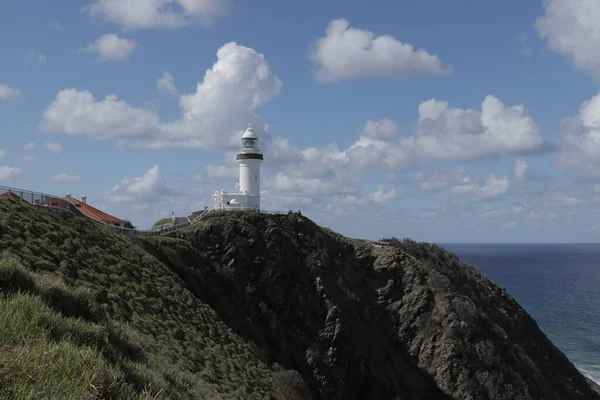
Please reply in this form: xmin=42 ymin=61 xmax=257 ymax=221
xmin=0 ymin=192 xmax=27 ymax=201
xmin=1 ymin=189 xmax=128 ymax=227
xmin=67 ymin=196 xmax=127 ymax=226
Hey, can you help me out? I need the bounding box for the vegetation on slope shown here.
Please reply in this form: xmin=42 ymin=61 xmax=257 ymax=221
xmin=152 ymin=218 xmax=173 ymax=228
xmin=0 ymin=256 xmax=152 ymax=399
xmin=0 ymin=198 xmax=276 ymax=399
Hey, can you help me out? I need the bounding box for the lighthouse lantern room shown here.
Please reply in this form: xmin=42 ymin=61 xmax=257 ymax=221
xmin=214 ymin=125 xmax=264 ymax=211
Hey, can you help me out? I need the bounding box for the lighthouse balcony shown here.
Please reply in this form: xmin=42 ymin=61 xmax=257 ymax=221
xmin=236 ymin=153 xmax=263 ymax=160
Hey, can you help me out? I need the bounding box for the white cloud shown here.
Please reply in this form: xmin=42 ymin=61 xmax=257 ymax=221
xmin=37 ymin=54 xmax=47 ymax=64
xmin=86 ymin=0 xmax=232 ymax=30
xmin=0 ymin=166 xmax=24 ymax=181
xmin=309 ymin=18 xmax=452 ymax=83
xmin=40 ymin=90 xmax=162 ymax=139
xmin=271 ymin=136 xmax=409 ymax=178
xmin=368 ymin=185 xmax=397 ymax=204
xmin=0 ymin=84 xmax=22 ymax=100
xmin=514 ymin=159 xmax=528 ymax=182
xmin=260 ymin=192 xmax=314 ymax=211
xmin=41 ymin=42 xmax=282 ymax=151
xmin=156 ymin=71 xmax=178 ymax=95
xmin=0 ymin=151 xmax=5 ymax=160
xmin=52 ymin=173 xmax=81 ymax=182
xmin=451 ymin=174 xmax=511 ymax=201
xmin=270 ymin=95 xmax=542 ymax=182
xmin=83 ymin=34 xmax=138 ymax=62
xmin=188 ymin=164 xmax=238 ymax=183
xmin=105 ymin=165 xmax=175 ymax=204
xmin=264 ymin=141 xmax=345 ymax=181
xmin=361 ymin=118 xmax=398 ymax=139
xmin=24 ymin=142 xmax=36 ymax=151
xmin=414 ymin=167 xmax=466 ymax=192
xmin=263 ymin=137 xmax=305 ymax=169
xmin=478 ymin=205 xmax=508 ymax=220
xmin=535 ymin=0 xmax=600 ymax=80
xmin=265 ymin=172 xmax=357 ymax=197
xmin=44 ymin=142 xmax=63 ymax=154
xmin=557 ymin=92 xmax=600 ymax=177
xmin=412 ymin=95 xmax=543 ymax=160
xmin=49 ymin=22 xmax=64 ymax=31
xmin=335 ymin=185 xmax=397 ymax=207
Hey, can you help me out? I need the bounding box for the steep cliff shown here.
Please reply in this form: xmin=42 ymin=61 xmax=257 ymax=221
xmin=0 ymin=199 xmax=597 ymax=399
xmin=147 ymin=211 xmax=599 ymax=400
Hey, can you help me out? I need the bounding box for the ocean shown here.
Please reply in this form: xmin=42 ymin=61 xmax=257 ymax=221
xmin=440 ymin=243 xmax=600 ymax=384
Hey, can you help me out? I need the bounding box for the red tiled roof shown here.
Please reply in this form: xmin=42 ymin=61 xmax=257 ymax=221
xmin=69 ymin=197 xmax=127 ymax=225
xmin=0 ymin=192 xmax=26 ymax=201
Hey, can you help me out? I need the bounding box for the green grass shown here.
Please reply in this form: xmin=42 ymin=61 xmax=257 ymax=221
xmin=0 ymin=198 xmax=275 ymax=399
xmin=152 ymin=218 xmax=173 ymax=228
xmin=0 ymin=257 xmax=151 ymax=399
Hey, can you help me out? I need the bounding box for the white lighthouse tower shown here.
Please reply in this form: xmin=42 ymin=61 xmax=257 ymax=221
xmin=237 ymin=125 xmax=263 ymax=208
xmin=214 ymin=124 xmax=263 ymax=211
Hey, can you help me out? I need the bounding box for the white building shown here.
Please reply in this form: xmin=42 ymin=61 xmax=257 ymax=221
xmin=214 ymin=125 xmax=263 ymax=211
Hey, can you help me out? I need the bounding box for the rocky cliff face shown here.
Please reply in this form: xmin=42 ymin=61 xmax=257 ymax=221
xmin=146 ymin=211 xmax=599 ymax=400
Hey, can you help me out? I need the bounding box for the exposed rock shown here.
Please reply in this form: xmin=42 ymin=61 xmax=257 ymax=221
xmin=146 ymin=212 xmax=599 ymax=400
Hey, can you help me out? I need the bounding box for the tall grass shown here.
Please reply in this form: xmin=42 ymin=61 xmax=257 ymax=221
xmin=0 ymin=198 xmax=275 ymax=399
xmin=0 ymin=258 xmax=138 ymax=399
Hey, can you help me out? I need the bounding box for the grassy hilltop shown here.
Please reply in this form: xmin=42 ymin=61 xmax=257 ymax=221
xmin=0 ymin=199 xmax=281 ymax=399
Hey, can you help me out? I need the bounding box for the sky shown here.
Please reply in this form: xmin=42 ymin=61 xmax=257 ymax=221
xmin=1 ymin=0 xmax=600 ymax=243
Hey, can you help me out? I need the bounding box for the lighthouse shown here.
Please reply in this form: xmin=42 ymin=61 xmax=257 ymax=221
xmin=214 ymin=125 xmax=263 ymax=211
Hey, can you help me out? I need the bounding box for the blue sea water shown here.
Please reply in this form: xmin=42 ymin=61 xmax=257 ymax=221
xmin=440 ymin=243 xmax=600 ymax=384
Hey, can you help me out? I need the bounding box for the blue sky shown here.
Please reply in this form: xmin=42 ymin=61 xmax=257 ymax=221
xmin=1 ymin=0 xmax=600 ymax=243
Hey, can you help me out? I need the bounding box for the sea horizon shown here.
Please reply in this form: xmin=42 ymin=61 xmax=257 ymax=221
xmin=439 ymin=242 xmax=600 ymax=245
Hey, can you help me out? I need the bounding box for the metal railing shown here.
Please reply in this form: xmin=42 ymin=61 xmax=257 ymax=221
xmin=107 ymin=210 xmax=213 ymax=238
xmin=212 ymin=207 xmax=261 ymax=212
xmin=0 ymin=185 xmax=83 ymax=216
xmin=192 ymin=209 xmax=212 ymax=222
xmin=211 ymin=208 xmax=289 ymax=215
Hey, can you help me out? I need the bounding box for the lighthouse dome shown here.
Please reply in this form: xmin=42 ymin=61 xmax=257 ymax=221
xmin=242 ymin=125 xmax=258 ymax=139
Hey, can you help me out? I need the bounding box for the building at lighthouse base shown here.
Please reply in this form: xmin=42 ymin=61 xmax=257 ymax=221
xmin=214 ymin=183 xmax=260 ymax=211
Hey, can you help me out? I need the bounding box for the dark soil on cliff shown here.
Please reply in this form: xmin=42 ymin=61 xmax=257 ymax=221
xmin=146 ymin=211 xmax=600 ymax=400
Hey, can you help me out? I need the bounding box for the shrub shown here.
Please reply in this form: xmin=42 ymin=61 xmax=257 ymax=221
xmin=272 ymin=369 xmax=311 ymax=400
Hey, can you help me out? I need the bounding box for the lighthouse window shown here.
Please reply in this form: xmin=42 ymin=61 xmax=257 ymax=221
xmin=243 ymin=138 xmax=256 ymax=148
xmin=255 ymin=174 xmax=257 ymax=180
